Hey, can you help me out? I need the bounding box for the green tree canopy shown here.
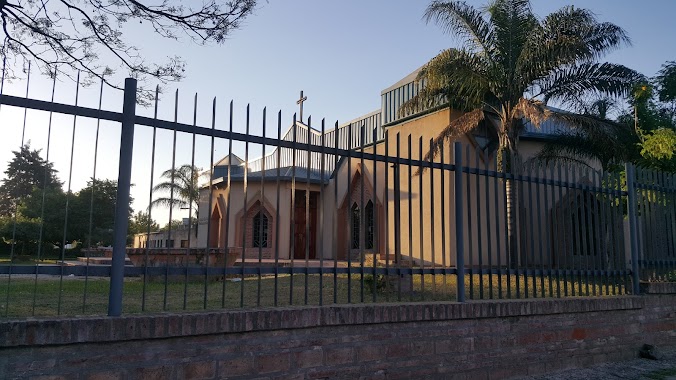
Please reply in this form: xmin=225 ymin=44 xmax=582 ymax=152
xmin=540 ymin=61 xmax=676 ymax=172
xmin=0 ymin=144 xmax=61 ymax=217
xmin=127 ymin=211 xmax=160 ymax=244
xmin=402 ymin=0 xmax=641 ymax=164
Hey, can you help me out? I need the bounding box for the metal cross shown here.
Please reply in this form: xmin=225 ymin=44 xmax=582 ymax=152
xmin=296 ymin=90 xmax=307 ymax=123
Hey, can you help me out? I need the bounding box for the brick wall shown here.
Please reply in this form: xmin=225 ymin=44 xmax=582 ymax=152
xmin=1 ymin=291 xmax=675 ymax=379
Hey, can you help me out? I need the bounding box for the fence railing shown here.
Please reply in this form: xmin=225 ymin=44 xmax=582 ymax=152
xmin=0 ymin=77 xmax=674 ymax=319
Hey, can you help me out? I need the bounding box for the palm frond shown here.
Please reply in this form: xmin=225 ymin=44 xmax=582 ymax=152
xmin=512 ymin=98 xmax=550 ymax=130
xmin=539 ymin=110 xmax=640 ymax=169
xmin=399 ymin=48 xmax=493 ymax=117
xmin=518 ymin=7 xmax=629 ymax=87
xmin=151 ymin=164 xmax=204 ymax=212
xmin=537 ymin=62 xmax=641 ymax=104
xmin=488 ymin=0 xmax=538 ymax=80
xmin=149 ymin=197 xmax=190 ymax=210
xmin=424 ymin=1 xmax=495 ymax=56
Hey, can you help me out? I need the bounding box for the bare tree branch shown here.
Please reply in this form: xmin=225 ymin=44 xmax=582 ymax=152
xmin=0 ymin=0 xmax=258 ymax=103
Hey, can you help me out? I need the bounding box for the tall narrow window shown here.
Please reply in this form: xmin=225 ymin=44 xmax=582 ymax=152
xmin=253 ymin=212 xmax=269 ymax=248
xmin=365 ymin=201 xmax=374 ymax=249
xmin=351 ymin=203 xmax=360 ymax=249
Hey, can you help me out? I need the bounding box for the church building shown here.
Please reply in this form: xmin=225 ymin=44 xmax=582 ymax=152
xmin=193 ymin=67 xmax=610 ymax=269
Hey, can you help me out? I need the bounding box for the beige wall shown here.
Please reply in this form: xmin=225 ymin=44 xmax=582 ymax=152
xmin=198 ymin=181 xmax=325 ymax=260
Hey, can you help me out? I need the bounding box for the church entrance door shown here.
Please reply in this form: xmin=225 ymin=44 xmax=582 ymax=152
xmin=293 ymin=190 xmax=318 ymax=260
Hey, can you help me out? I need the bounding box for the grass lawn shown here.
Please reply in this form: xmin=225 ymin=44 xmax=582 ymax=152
xmin=0 ymin=272 xmax=628 ymax=318
xmin=0 ymin=257 xmax=60 ymax=265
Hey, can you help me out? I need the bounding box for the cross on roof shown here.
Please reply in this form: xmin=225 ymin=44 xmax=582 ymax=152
xmin=296 ymin=90 xmax=307 ymax=123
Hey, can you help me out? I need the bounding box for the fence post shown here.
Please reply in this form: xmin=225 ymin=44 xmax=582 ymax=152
xmin=625 ymin=163 xmax=641 ymax=295
xmin=454 ymin=142 xmax=465 ymax=302
xmin=108 ymin=78 xmax=137 ymax=316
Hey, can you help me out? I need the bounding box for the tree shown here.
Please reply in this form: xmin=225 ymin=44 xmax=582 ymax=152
xmin=150 ymin=164 xmax=205 ymax=215
xmin=402 ymin=0 xmax=640 ymax=262
xmin=0 ymin=0 xmax=257 ymax=99
xmin=160 ymin=219 xmax=186 ymax=232
xmin=540 ymin=61 xmax=676 ymax=172
xmin=128 ymin=210 xmax=159 ymax=244
xmin=12 ymin=185 xmax=67 ymax=250
xmin=0 ymin=144 xmax=60 ymax=217
xmin=537 ymin=97 xmax=640 ymax=171
xmin=0 ymin=213 xmax=41 ymax=255
xmin=69 ymin=179 xmax=126 ymax=247
xmin=656 ymin=61 xmax=676 ymax=109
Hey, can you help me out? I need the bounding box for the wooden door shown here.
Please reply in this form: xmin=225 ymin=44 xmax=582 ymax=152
xmin=293 ymin=190 xmax=317 ymax=259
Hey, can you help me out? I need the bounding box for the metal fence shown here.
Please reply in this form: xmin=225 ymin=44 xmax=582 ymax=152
xmin=0 ymin=77 xmax=674 ymax=319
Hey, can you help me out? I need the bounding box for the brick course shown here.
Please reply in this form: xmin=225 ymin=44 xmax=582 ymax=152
xmin=1 ymin=292 xmax=675 ymax=379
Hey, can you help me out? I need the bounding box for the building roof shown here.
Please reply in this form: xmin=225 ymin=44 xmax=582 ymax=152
xmin=211 ymin=166 xmax=329 ymax=187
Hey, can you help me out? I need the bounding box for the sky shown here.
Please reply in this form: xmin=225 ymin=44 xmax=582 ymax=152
xmin=1 ymin=0 xmax=675 ymax=226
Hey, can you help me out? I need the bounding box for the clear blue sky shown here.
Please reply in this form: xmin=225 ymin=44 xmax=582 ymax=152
xmin=1 ymin=0 xmax=675 ymax=225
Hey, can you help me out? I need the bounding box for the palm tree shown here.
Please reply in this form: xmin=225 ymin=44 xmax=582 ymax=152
xmin=537 ymin=97 xmax=640 ymax=171
xmin=150 ymin=164 xmax=205 ymax=215
xmin=401 ymin=0 xmax=641 ymax=263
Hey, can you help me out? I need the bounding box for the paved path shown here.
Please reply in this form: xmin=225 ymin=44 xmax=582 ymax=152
xmin=522 ymin=349 xmax=676 ymax=380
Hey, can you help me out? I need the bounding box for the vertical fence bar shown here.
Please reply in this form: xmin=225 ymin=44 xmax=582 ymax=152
xmin=304 ymin=118 xmax=311 ymax=305
xmin=108 ymin=78 xmax=137 ymax=317
xmin=626 ymin=164 xmax=640 ymax=294
xmin=319 ymin=120 xmax=326 ymax=306
xmin=384 ymin=131 xmax=391 ymax=302
xmin=429 ymin=139 xmax=436 ymax=299
xmin=467 ymin=150 xmax=475 ymax=300
xmin=273 ymin=111 xmax=282 ymax=307
xmin=258 ymin=108 xmax=266 ymax=308
xmin=531 ymin=162 xmax=551 ymax=298
xmin=204 ymin=96 xmax=215 ymax=309
xmin=570 ymin=165 xmax=580 ymax=297
xmin=31 ymin=73 xmax=57 ymax=316
xmin=440 ymin=143 xmax=448 ymax=295
xmin=57 ymin=71 xmax=81 ymax=315
xmin=542 ymin=163 xmax=552 ymax=297
xmin=346 ymin=123 xmax=353 ymax=303
xmin=240 ymin=105 xmax=250 ymax=308
xmin=418 ymin=137 xmax=425 ymax=300
xmin=333 ymin=122 xmax=339 ymax=304
xmin=142 ymin=86 xmax=159 ymax=312
xmin=371 ymin=126 xmax=378 ymax=302
xmin=558 ymin=163 xmax=568 ymax=297
xmin=188 ymin=93 xmax=198 ymax=310
xmin=359 ymin=125 xmax=366 ymax=303
xmin=221 ymin=101 xmax=235 ymax=308
xmin=454 ymin=142 xmax=465 ymax=303
xmin=609 ymin=170 xmax=621 ymax=295
xmin=526 ymin=162 xmax=536 ymax=298
xmin=83 ymin=77 xmax=105 ymax=313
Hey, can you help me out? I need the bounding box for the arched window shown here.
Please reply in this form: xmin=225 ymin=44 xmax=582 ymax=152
xmin=571 ymin=192 xmax=600 ymax=256
xmin=365 ymin=201 xmax=374 ymax=249
xmin=351 ymin=203 xmax=360 ymax=249
xmin=253 ymin=211 xmax=269 ymax=248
